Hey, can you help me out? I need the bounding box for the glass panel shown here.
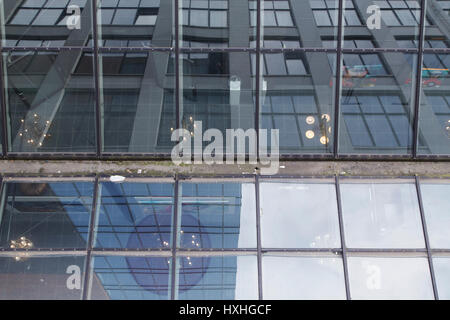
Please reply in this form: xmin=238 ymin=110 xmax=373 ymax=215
xmin=179 ymin=183 xmax=256 ymax=249
xmin=99 ymin=51 xmax=176 ymax=153
xmin=94 ymin=182 xmax=174 ymax=249
xmin=260 ymin=181 xmax=341 ymax=248
xmin=348 ymin=257 xmax=434 ymax=300
xmin=261 ymin=51 xmax=337 ymax=154
xmin=417 ymin=54 xmax=450 ymax=155
xmin=0 ymin=182 xmax=93 ymax=249
xmin=420 ymin=182 xmax=450 ymax=248
xmin=181 ymin=0 xmax=243 ymax=48
xmin=180 ymin=53 xmax=255 ymax=156
xmin=344 ymin=0 xmax=421 ymax=48
xmin=262 ymin=255 xmax=346 ymax=300
xmin=89 ymin=255 xmax=171 ymax=300
xmin=1 ymin=0 xmax=92 ymax=47
xmin=98 ymin=0 xmax=171 ymax=48
xmin=176 ymin=255 xmax=258 ymax=300
xmin=340 ymin=182 xmax=425 ymax=248
xmin=432 ymin=257 xmax=450 ymax=300
xmin=0 ymin=255 xmax=86 ymax=300
xmin=339 ymin=53 xmax=417 ymax=154
xmin=426 ymin=0 xmax=450 ymax=44
xmin=5 ymin=50 xmax=96 ymax=153
xmin=263 ymin=0 xmax=339 ymax=48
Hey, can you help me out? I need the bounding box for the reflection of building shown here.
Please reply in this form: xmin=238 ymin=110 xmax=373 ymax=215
xmin=0 ymin=0 xmax=449 ymax=301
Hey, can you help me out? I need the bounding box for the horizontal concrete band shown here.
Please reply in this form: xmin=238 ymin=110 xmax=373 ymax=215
xmin=0 ymin=160 xmax=449 ymax=178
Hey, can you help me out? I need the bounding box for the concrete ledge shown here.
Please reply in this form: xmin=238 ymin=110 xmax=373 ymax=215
xmin=0 ymin=160 xmax=448 ymax=178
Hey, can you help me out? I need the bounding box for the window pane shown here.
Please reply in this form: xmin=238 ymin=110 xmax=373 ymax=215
xmin=0 ymin=256 xmax=86 ymax=300
xmin=5 ymin=50 xmax=96 ymax=153
xmin=94 ymin=182 xmax=174 ymax=249
xmin=0 ymin=182 xmax=93 ymax=249
xmin=179 ymin=183 xmax=256 ymax=249
xmin=177 ymin=255 xmax=258 ymax=300
xmin=348 ymin=257 xmax=434 ymax=300
xmin=262 ymin=256 xmax=346 ymax=300
xmin=340 ymin=182 xmax=425 ymax=248
xmin=260 ymin=181 xmax=341 ymax=248
xmin=2 ymin=1 xmax=92 ymax=47
xmin=89 ymin=255 xmax=170 ymax=300
xmin=432 ymin=257 xmax=450 ymax=300
xmin=420 ymin=182 xmax=450 ymax=248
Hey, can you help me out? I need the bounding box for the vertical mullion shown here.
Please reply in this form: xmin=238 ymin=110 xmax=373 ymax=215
xmin=175 ymin=0 xmax=180 ymax=132
xmin=170 ymin=175 xmax=180 ymax=300
xmin=92 ymin=0 xmax=102 ymax=158
xmin=333 ymin=0 xmax=344 ymax=158
xmin=415 ymin=175 xmax=439 ymax=300
xmin=412 ymin=0 xmax=427 ymax=158
xmin=82 ymin=175 xmax=100 ymax=300
xmin=335 ymin=175 xmax=351 ymax=300
xmin=255 ymin=174 xmax=263 ymax=300
xmin=255 ymin=0 xmax=262 ymax=160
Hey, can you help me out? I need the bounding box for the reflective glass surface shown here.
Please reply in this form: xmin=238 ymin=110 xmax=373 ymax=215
xmin=99 ymin=51 xmax=176 ymax=153
xmin=4 ymin=50 xmax=96 ymax=153
xmin=1 ymin=0 xmax=93 ymax=48
xmin=426 ymin=0 xmax=450 ymax=44
xmin=98 ymin=0 xmax=172 ymax=48
xmin=339 ymin=52 xmax=417 ymax=154
xmin=0 ymin=255 xmax=86 ymax=300
xmin=418 ymin=53 xmax=450 ymax=155
xmin=89 ymin=255 xmax=171 ymax=300
xmin=343 ymin=0 xmax=422 ymax=48
xmin=262 ymin=255 xmax=346 ymax=300
xmin=0 ymin=182 xmax=94 ymax=249
xmin=420 ymin=182 xmax=450 ymax=248
xmin=94 ymin=182 xmax=174 ymax=249
xmin=176 ymin=255 xmax=258 ymax=300
xmin=261 ymin=50 xmax=337 ymax=154
xmin=179 ymin=182 xmax=256 ymax=249
xmin=432 ymin=257 xmax=450 ymax=300
xmin=348 ymin=257 xmax=434 ymax=300
xmin=260 ymin=181 xmax=340 ymax=248
xmin=340 ymin=181 xmax=425 ymax=248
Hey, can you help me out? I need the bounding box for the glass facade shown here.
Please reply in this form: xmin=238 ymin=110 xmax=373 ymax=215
xmin=0 ymin=0 xmax=447 ymax=157
xmin=0 ymin=176 xmax=447 ymax=300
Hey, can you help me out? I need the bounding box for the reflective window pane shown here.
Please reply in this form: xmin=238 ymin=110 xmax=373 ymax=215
xmin=340 ymin=181 xmax=425 ymax=248
xmin=5 ymin=50 xmax=96 ymax=153
xmin=348 ymin=257 xmax=434 ymax=300
xmin=261 ymin=51 xmax=337 ymax=154
xmin=2 ymin=0 xmax=92 ymax=47
xmin=426 ymin=0 xmax=450 ymax=44
xmin=98 ymin=0 xmax=171 ymax=48
xmin=0 ymin=256 xmax=86 ymax=300
xmin=432 ymin=257 xmax=450 ymax=300
xmin=343 ymin=0 xmax=421 ymax=48
xmin=262 ymin=255 xmax=346 ymax=300
xmin=339 ymin=52 xmax=417 ymax=154
xmin=420 ymin=182 xmax=450 ymax=248
xmin=179 ymin=183 xmax=256 ymax=249
xmin=94 ymin=182 xmax=174 ymax=249
xmin=418 ymin=54 xmax=450 ymax=155
xmin=89 ymin=255 xmax=170 ymax=300
xmin=99 ymin=51 xmax=176 ymax=153
xmin=260 ymin=181 xmax=341 ymax=248
xmin=176 ymin=255 xmax=258 ymax=300
xmin=0 ymin=182 xmax=93 ymax=249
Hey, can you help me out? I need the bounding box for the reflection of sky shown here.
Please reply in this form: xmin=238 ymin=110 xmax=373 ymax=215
xmin=421 ymin=184 xmax=450 ymax=248
xmin=341 ymin=183 xmax=425 ymax=248
xmin=432 ymin=257 xmax=450 ymax=299
xmin=260 ymin=183 xmax=341 ymax=248
xmin=348 ymin=257 xmax=434 ymax=300
xmin=262 ymin=256 xmax=346 ymax=300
